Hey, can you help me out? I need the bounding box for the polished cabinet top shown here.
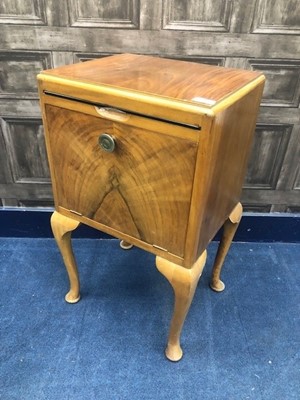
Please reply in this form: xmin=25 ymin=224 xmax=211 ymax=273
xmin=41 ymin=53 xmax=262 ymax=108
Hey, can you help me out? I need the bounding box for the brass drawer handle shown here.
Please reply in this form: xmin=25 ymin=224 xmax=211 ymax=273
xmin=99 ymin=133 xmax=115 ymax=153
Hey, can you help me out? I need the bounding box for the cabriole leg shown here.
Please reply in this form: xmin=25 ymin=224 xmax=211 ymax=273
xmin=156 ymin=250 xmax=207 ymax=362
xmin=51 ymin=211 xmax=81 ymax=303
xmin=210 ymin=202 xmax=243 ymax=292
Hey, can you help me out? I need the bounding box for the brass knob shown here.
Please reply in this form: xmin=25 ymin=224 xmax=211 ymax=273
xmin=99 ymin=133 xmax=115 ymax=153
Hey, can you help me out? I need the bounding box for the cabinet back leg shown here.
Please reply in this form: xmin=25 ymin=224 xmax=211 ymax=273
xmin=210 ymin=203 xmax=243 ymax=292
xmin=156 ymin=250 xmax=207 ymax=361
xmin=120 ymin=240 xmax=133 ymax=250
xmin=51 ymin=211 xmax=81 ymax=303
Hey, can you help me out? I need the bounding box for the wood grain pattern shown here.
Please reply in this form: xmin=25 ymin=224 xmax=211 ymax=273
xmin=156 ymin=250 xmax=207 ymax=361
xmin=210 ymin=203 xmax=243 ymax=292
xmin=41 ymin=53 xmax=262 ymax=106
xmin=38 ymin=53 xmax=266 ymax=362
xmin=42 ymin=93 xmax=201 ymax=142
xmin=1 ymin=0 xmax=299 ymax=211
xmin=45 ymin=104 xmax=198 ymax=257
xmin=39 ymin=55 xmax=265 ymax=265
xmin=184 ymin=79 xmax=265 ymax=265
xmin=51 ymin=211 xmax=81 ymax=303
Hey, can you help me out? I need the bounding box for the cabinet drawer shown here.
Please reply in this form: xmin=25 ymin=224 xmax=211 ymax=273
xmin=45 ymin=104 xmax=198 ymax=257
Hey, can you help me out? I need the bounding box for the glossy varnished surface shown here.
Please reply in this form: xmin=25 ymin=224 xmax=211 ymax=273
xmin=41 ymin=53 xmax=262 ymax=107
xmin=184 ymin=82 xmax=265 ymax=265
xmin=39 ymin=54 xmax=265 ymax=361
xmin=45 ymin=104 xmax=198 ymax=258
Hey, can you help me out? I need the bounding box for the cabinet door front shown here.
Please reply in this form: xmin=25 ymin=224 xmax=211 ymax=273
xmin=45 ymin=104 xmax=198 ymax=257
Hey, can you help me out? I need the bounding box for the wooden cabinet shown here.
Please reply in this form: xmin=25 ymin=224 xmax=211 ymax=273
xmin=44 ymin=104 xmax=197 ymax=259
xmin=38 ymin=54 xmax=264 ymax=361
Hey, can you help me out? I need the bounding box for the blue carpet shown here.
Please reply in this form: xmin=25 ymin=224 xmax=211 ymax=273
xmin=0 ymin=239 xmax=299 ymax=400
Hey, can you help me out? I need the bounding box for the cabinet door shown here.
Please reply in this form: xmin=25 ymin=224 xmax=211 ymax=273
xmin=45 ymin=104 xmax=198 ymax=257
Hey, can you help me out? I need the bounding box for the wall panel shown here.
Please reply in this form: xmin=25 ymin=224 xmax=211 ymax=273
xmin=252 ymin=0 xmax=300 ymax=34
xmin=0 ymin=0 xmax=46 ymax=25
xmin=1 ymin=118 xmax=49 ymax=184
xmin=0 ymin=52 xmax=52 ymax=99
xmin=162 ymin=0 xmax=232 ymax=31
xmin=0 ymin=0 xmax=299 ymax=212
xmin=244 ymin=125 xmax=292 ymax=189
xmin=68 ymin=0 xmax=140 ymax=28
xmin=248 ymin=59 xmax=300 ymax=107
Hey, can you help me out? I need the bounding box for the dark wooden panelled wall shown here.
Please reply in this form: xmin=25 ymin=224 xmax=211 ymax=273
xmin=0 ymin=0 xmax=299 ymax=212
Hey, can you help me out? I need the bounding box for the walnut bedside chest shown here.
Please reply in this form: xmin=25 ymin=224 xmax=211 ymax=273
xmin=37 ymin=54 xmax=264 ymax=361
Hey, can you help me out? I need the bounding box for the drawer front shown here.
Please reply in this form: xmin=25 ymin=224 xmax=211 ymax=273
xmin=45 ymin=104 xmax=198 ymax=257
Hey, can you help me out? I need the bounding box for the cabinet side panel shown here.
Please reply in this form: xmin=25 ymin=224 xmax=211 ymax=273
xmin=185 ymin=81 xmax=264 ymax=265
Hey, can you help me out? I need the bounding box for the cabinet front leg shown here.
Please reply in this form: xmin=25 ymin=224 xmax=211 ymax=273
xmin=156 ymin=250 xmax=207 ymax=362
xmin=51 ymin=211 xmax=81 ymax=304
xmin=210 ymin=202 xmax=243 ymax=292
